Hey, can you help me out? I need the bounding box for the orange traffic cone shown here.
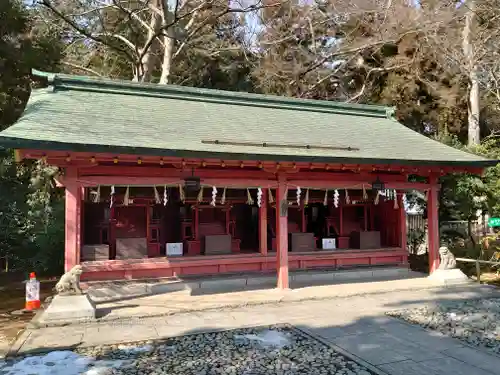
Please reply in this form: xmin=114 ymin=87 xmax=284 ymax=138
xmin=25 ymin=272 xmax=41 ymax=310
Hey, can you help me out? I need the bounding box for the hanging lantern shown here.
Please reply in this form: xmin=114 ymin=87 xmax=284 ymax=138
xmin=393 ymin=189 xmax=399 ymax=209
xmin=110 ymin=185 xmax=115 ymax=208
xmin=163 ymin=185 xmax=168 ymax=206
xmin=345 ymin=189 xmax=350 ymax=204
xmin=363 ymin=185 xmax=368 ymax=200
xmin=257 ymin=188 xmax=263 ymax=207
xmin=123 ymin=186 xmax=130 ymax=206
xmin=221 ymin=187 xmax=227 ymax=205
xmin=304 ymin=189 xmax=309 ymax=206
xmin=246 ymin=188 xmax=254 ymax=205
xmin=374 ymin=190 xmax=380 ymax=205
xmin=296 ymin=187 xmax=301 ymax=206
xmin=333 ymin=189 xmax=339 ymax=208
xmin=323 ymin=189 xmax=328 ymax=206
xmin=268 ymin=189 xmax=274 ymax=204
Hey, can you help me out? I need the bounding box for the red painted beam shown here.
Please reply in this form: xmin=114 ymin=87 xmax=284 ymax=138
xmin=20 ymin=149 xmax=485 ymax=176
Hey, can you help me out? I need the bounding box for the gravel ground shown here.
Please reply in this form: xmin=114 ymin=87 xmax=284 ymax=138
xmin=0 ymin=325 xmax=376 ymax=375
xmin=387 ymin=298 xmax=500 ymax=355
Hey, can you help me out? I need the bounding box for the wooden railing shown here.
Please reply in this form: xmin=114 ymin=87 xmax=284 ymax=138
xmin=455 ymin=257 xmax=500 ymax=283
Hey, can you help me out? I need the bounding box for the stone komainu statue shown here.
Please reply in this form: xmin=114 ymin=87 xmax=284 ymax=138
xmin=54 ymin=265 xmax=84 ymax=295
xmin=437 ymin=246 xmax=457 ymax=270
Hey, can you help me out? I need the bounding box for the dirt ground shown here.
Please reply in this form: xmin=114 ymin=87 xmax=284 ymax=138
xmin=479 ymin=271 xmax=500 ymax=287
xmin=0 ymin=276 xmax=56 ymax=350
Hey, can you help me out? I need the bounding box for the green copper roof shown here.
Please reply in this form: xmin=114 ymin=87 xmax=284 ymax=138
xmin=0 ymin=70 xmax=496 ymax=167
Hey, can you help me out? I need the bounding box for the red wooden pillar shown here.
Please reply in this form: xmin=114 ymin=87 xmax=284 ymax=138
xmin=64 ymin=168 xmax=82 ymax=272
xmin=399 ymin=193 xmax=408 ymax=265
xmin=259 ymin=189 xmax=268 ymax=255
xmin=276 ymin=176 xmax=289 ymax=289
xmin=399 ymin=194 xmax=407 ymax=250
xmin=427 ymin=175 xmax=440 ymax=273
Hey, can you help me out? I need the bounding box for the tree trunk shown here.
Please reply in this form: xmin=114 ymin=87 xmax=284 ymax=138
xmin=159 ymin=32 xmax=174 ymax=84
xmin=463 ymin=0 xmax=480 ymax=146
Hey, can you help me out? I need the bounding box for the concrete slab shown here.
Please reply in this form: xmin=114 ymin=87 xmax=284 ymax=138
xmin=333 ymin=332 xmax=410 ymax=365
xmin=81 ymin=324 xmax=159 ymax=346
xmin=372 ymin=267 xmax=410 ymax=278
xmin=378 ymin=360 xmax=442 ymax=375
xmin=380 ymin=320 xmax=466 ymax=352
xmin=292 ymin=272 xmax=334 ymax=283
xmin=199 ymin=277 xmax=247 ymax=290
xmin=334 ymin=269 xmax=375 ymax=280
xmin=414 ymin=357 xmax=492 ymax=375
xmin=442 ymin=346 xmax=500 ymax=374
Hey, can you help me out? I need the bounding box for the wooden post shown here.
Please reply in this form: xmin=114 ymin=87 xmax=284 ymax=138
xmin=64 ymin=168 xmax=82 ymax=272
xmin=364 ymin=205 xmax=368 ymax=231
xmin=476 ymin=260 xmax=481 ymax=283
xmin=427 ymin=175 xmax=440 ymax=273
xmin=339 ymin=205 xmax=344 ymax=235
xmin=259 ymin=189 xmax=268 ymax=255
xmin=225 ymin=206 xmax=230 ymax=235
xmin=301 ymin=200 xmax=306 ymax=233
xmin=194 ymin=205 xmax=199 ymax=240
xmin=276 ymin=175 xmax=289 ymax=289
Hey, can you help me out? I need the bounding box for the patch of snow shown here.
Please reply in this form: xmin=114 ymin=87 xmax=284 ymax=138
xmin=234 ymin=329 xmax=291 ymax=348
xmin=0 ymin=350 xmax=128 ymax=375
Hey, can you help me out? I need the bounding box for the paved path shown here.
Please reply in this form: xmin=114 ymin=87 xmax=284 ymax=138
xmin=9 ymin=281 xmax=500 ymax=375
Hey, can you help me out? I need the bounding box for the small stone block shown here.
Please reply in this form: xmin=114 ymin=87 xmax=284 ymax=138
xmin=427 ymin=268 xmax=471 ymax=286
xmin=38 ymin=294 xmax=96 ymax=324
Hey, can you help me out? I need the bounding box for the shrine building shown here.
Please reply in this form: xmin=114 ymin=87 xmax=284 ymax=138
xmin=0 ymin=70 xmax=496 ymax=288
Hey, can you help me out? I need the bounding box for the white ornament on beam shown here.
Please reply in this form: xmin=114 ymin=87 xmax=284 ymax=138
xmin=110 ymin=185 xmax=115 ymax=208
xmin=333 ymin=189 xmax=339 ymax=208
xmin=221 ymin=187 xmax=227 ymax=205
xmin=296 ymin=187 xmax=301 ymax=206
xmin=393 ymin=189 xmax=399 ymax=209
xmin=323 ymin=189 xmax=329 ymax=206
xmin=92 ymin=185 xmax=101 ymax=203
xmin=268 ymin=189 xmax=274 ymax=204
xmin=246 ymin=188 xmax=254 ymax=205
xmin=257 ymin=188 xmax=263 ymax=207
xmin=123 ymin=186 xmax=130 ymax=206
xmin=211 ymin=186 xmax=217 ymax=207
xmin=178 ymin=184 xmax=185 ymax=203
xmin=154 ymin=186 xmax=161 ymax=204
xmin=363 ymin=185 xmax=368 ymax=200
xmin=163 ymin=185 xmax=168 ymax=206
xmin=197 ymin=186 xmax=204 ymax=202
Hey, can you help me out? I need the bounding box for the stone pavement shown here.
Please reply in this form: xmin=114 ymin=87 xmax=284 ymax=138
xmin=8 ymin=279 xmax=500 ymax=375
xmin=84 ymin=271 xmax=479 ymax=320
